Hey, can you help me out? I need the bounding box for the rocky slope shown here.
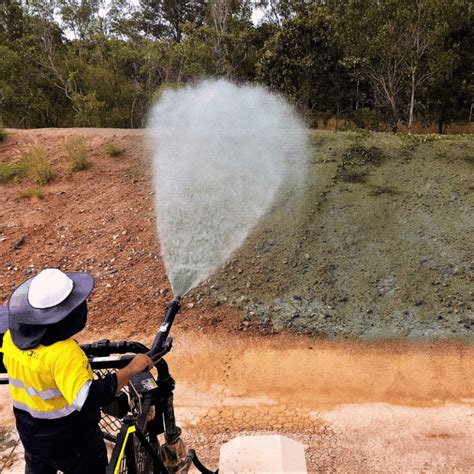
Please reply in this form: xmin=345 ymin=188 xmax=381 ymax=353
xmin=204 ymin=131 xmax=474 ymax=340
xmin=0 ymin=128 xmax=473 ymax=341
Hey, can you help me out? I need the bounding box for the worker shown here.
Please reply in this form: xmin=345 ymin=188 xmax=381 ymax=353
xmin=1 ymin=268 xmax=153 ymax=473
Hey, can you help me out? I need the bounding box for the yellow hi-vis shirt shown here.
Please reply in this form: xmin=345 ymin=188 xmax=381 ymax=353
xmin=1 ymin=330 xmax=93 ymax=419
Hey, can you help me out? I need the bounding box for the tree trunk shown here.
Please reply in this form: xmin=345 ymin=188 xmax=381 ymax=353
xmin=130 ymin=96 xmax=137 ymax=129
xmin=438 ymin=119 xmax=444 ymax=134
xmin=355 ymin=80 xmax=359 ymax=111
xmin=390 ymin=103 xmax=399 ymax=133
xmin=387 ymin=94 xmax=399 ymax=133
xmin=408 ymin=69 xmax=416 ymax=134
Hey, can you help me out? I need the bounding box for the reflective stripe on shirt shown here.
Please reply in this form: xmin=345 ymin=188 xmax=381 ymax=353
xmin=12 ymin=400 xmax=77 ymax=419
xmin=8 ymin=377 xmax=62 ymax=400
xmin=12 ymin=379 xmax=92 ymax=418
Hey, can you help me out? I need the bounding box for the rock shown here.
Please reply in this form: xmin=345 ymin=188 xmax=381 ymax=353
xmin=14 ymin=237 xmax=25 ymax=250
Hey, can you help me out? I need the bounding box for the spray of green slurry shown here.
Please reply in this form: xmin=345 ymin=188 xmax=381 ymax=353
xmin=148 ymin=80 xmax=309 ymax=297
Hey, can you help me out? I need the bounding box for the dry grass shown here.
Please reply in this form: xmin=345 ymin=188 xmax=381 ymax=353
xmin=0 ymin=147 xmax=54 ymax=185
xmin=105 ymin=144 xmax=124 ymax=157
xmin=64 ymin=136 xmax=90 ymax=173
xmin=20 ymin=186 xmax=44 ymax=199
xmin=313 ymin=115 xmax=474 ymax=134
xmin=0 ymin=161 xmax=22 ymax=183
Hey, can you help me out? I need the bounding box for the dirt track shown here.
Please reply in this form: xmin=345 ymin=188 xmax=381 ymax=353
xmin=0 ymin=129 xmax=473 ymax=472
xmin=2 ymin=328 xmax=473 ymax=472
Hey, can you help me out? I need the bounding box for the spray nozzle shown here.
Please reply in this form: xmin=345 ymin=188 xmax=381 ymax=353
xmin=147 ymin=299 xmax=181 ymax=362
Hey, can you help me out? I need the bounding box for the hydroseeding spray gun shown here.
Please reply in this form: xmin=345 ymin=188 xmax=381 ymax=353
xmin=75 ymin=296 xmax=216 ymax=474
xmin=147 ymin=297 xmax=181 ymax=364
xmin=142 ymin=296 xmax=204 ymax=474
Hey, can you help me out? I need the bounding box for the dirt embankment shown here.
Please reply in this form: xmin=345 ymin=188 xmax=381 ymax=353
xmin=1 ymin=128 xmax=472 ymax=341
xmin=1 ymin=128 xmax=181 ymax=337
xmin=0 ymin=129 xmax=473 ymax=472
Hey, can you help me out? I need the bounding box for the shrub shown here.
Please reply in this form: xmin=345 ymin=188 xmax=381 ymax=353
xmin=64 ymin=136 xmax=90 ymax=173
xmin=20 ymin=186 xmax=44 ymax=199
xmin=0 ymin=161 xmax=24 ymax=183
xmin=0 ymin=128 xmax=7 ymax=142
xmin=0 ymin=147 xmax=54 ymax=185
xmin=105 ymin=144 xmax=124 ymax=157
xmin=23 ymin=147 xmax=55 ymax=185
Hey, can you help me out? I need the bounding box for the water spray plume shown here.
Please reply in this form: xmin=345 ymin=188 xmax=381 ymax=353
xmin=148 ymin=80 xmax=309 ymax=298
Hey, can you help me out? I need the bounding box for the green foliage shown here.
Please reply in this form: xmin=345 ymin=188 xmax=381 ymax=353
xmin=0 ymin=1 xmax=471 ymax=132
xmin=0 ymin=128 xmax=6 ymax=141
xmin=20 ymin=186 xmax=44 ymax=199
xmin=153 ymin=81 xmax=184 ymax=104
xmin=257 ymin=7 xmax=351 ymax=123
xmin=0 ymin=147 xmax=55 ymax=185
xmin=64 ymin=137 xmax=90 ymax=173
xmin=337 ymin=0 xmax=472 ymax=132
xmin=105 ymin=144 xmax=125 ymax=157
xmin=352 ymin=109 xmax=384 ymax=132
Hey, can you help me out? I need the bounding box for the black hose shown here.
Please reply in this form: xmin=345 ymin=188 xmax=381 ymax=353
xmin=188 ymin=449 xmax=218 ymax=474
xmin=80 ymin=340 xmax=149 ymax=356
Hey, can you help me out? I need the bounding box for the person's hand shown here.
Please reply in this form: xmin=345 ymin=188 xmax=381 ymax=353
xmin=127 ymin=354 xmax=154 ymax=375
xmin=116 ymin=354 xmax=153 ymax=391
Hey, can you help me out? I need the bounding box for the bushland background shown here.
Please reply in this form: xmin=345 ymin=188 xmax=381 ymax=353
xmin=0 ymin=0 xmax=472 ymax=134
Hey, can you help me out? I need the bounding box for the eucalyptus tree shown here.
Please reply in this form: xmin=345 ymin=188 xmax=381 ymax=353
xmin=257 ymin=6 xmax=352 ymax=124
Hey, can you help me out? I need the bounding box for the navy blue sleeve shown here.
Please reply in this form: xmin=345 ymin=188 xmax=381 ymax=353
xmin=82 ymin=373 xmax=118 ymax=410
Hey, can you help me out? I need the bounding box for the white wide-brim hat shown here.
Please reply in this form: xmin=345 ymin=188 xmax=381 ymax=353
xmin=8 ymin=269 xmax=94 ymax=326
